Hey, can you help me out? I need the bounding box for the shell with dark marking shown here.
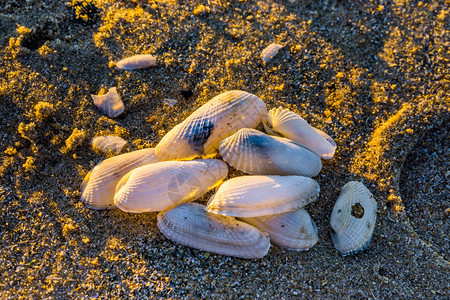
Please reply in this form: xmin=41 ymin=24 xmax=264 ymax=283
xmin=219 ymin=128 xmax=322 ymax=177
xmin=155 ymin=90 xmax=267 ymax=161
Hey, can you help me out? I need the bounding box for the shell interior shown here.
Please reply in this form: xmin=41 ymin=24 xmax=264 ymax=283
xmin=330 ymin=181 xmax=377 ymax=256
xmin=157 ymin=203 xmax=270 ymax=259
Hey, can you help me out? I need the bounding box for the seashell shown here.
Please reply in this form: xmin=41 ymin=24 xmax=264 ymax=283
xmin=114 ymin=159 xmax=228 ymax=213
xmin=155 ymin=90 xmax=267 ymax=161
xmin=80 ymin=148 xmax=161 ymax=210
xmin=91 ymin=87 xmax=124 ymax=118
xmin=116 ymin=54 xmax=156 ymax=70
xmin=263 ymin=107 xmax=337 ymax=159
xmin=261 ymin=43 xmax=283 ymax=63
xmin=163 ymin=98 xmax=178 ymax=106
xmin=207 ymin=175 xmax=320 ymax=217
xmin=239 ymin=208 xmax=319 ymax=251
xmin=157 ymin=203 xmax=270 ymax=259
xmin=92 ymin=135 xmax=127 ymax=155
xmin=330 ymin=181 xmax=377 ymax=256
xmin=219 ymin=128 xmax=322 ymax=177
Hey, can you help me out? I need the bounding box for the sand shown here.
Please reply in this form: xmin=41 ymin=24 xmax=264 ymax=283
xmin=0 ymin=0 xmax=448 ymax=298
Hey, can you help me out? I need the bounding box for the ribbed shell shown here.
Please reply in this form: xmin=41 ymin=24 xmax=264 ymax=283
xmin=116 ymin=54 xmax=156 ymax=70
xmin=157 ymin=203 xmax=270 ymax=259
xmin=261 ymin=43 xmax=283 ymax=63
xmin=330 ymin=181 xmax=377 ymax=256
xmin=80 ymin=148 xmax=160 ymax=210
xmin=263 ymin=107 xmax=336 ymax=159
xmin=114 ymin=159 xmax=228 ymax=213
xmin=239 ymin=208 xmax=319 ymax=251
xmin=92 ymin=135 xmax=127 ymax=155
xmin=91 ymin=87 xmax=124 ymax=118
xmin=219 ymin=128 xmax=322 ymax=176
xmin=155 ymin=90 xmax=267 ymax=161
xmin=207 ymin=175 xmax=320 ymax=217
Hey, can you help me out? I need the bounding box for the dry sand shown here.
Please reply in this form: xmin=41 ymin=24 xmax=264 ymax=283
xmin=0 ymin=0 xmax=448 ymax=298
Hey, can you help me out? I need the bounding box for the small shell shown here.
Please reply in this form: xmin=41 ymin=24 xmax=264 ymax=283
xmin=207 ymin=175 xmax=320 ymax=217
xmin=261 ymin=43 xmax=283 ymax=63
xmin=263 ymin=107 xmax=336 ymax=159
xmin=163 ymin=98 xmax=178 ymax=106
xmin=239 ymin=208 xmax=319 ymax=251
xmin=114 ymin=159 xmax=228 ymax=213
xmin=91 ymin=87 xmax=124 ymax=118
xmin=219 ymin=128 xmax=322 ymax=177
xmin=157 ymin=203 xmax=270 ymax=259
xmin=80 ymin=148 xmax=161 ymax=210
xmin=155 ymin=90 xmax=267 ymax=161
xmin=330 ymin=181 xmax=377 ymax=256
xmin=92 ymin=135 xmax=127 ymax=155
xmin=116 ymin=54 xmax=156 ymax=70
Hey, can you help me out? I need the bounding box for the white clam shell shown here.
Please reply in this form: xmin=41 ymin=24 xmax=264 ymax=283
xmin=157 ymin=203 xmax=270 ymax=259
xmin=219 ymin=128 xmax=322 ymax=176
xmin=261 ymin=43 xmax=283 ymax=63
xmin=330 ymin=181 xmax=377 ymax=256
xmin=91 ymin=87 xmax=124 ymax=118
xmin=116 ymin=54 xmax=156 ymax=70
xmin=207 ymin=175 xmax=320 ymax=217
xmin=92 ymin=135 xmax=127 ymax=155
xmin=155 ymin=90 xmax=267 ymax=161
xmin=239 ymin=208 xmax=319 ymax=251
xmin=114 ymin=159 xmax=228 ymax=213
xmin=263 ymin=107 xmax=337 ymax=159
xmin=80 ymin=148 xmax=161 ymax=210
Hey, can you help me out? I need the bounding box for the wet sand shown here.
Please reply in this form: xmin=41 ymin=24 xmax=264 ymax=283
xmin=0 ymin=0 xmax=448 ymax=298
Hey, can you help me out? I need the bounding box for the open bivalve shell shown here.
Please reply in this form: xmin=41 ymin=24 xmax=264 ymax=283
xmin=207 ymin=175 xmax=320 ymax=217
xmin=155 ymin=90 xmax=267 ymax=161
xmin=239 ymin=208 xmax=319 ymax=251
xmin=219 ymin=128 xmax=322 ymax=176
xmin=263 ymin=107 xmax=336 ymax=159
xmin=157 ymin=203 xmax=270 ymax=259
xmin=92 ymin=135 xmax=127 ymax=155
xmin=330 ymin=181 xmax=377 ymax=256
xmin=80 ymin=148 xmax=161 ymax=210
xmin=116 ymin=54 xmax=156 ymax=70
xmin=91 ymin=87 xmax=124 ymax=118
xmin=114 ymin=159 xmax=228 ymax=213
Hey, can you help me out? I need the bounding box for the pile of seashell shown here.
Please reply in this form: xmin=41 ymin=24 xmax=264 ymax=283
xmin=81 ymin=90 xmax=377 ymax=259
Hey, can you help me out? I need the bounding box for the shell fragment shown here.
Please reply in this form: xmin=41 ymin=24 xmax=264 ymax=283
xmin=261 ymin=43 xmax=283 ymax=63
xmin=91 ymin=87 xmax=124 ymax=118
xmin=116 ymin=54 xmax=156 ymax=70
xmin=157 ymin=203 xmax=270 ymax=259
xmin=92 ymin=135 xmax=127 ymax=155
xmin=330 ymin=181 xmax=377 ymax=256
